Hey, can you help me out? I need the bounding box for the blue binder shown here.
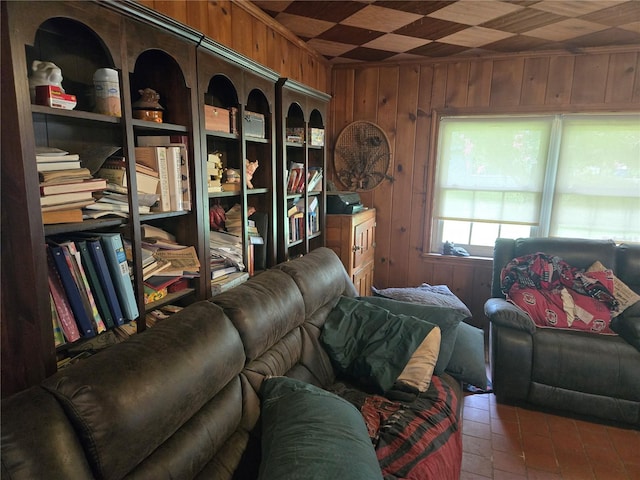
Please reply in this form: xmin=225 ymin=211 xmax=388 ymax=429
xmin=85 ymin=238 xmax=125 ymax=327
xmin=48 ymin=245 xmax=96 ymax=338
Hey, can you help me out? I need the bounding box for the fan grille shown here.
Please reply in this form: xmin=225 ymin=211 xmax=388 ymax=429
xmin=334 ymin=121 xmax=391 ymax=191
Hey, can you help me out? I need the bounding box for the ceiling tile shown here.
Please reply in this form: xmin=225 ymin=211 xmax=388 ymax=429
xmin=580 ymin=1 xmax=640 ymax=26
xmin=283 ymin=1 xmax=366 ymax=23
xmin=530 ymin=0 xmax=627 ymax=17
xmin=395 ymin=16 xmax=468 ymax=40
xmin=340 ymin=46 xmax=398 ymax=61
xmin=481 ymin=8 xmax=566 ymax=33
xmin=363 ymin=33 xmax=431 ymax=52
xmin=483 ymin=34 xmax=555 ymax=52
xmin=439 ymin=26 xmax=516 ymax=47
xmin=318 ymin=24 xmax=384 ymax=45
xmin=251 ymin=1 xmax=293 ymax=15
xmin=427 ymin=0 xmax=524 ymax=26
xmin=373 ymin=1 xmax=454 ymax=16
xmin=565 ymin=26 xmax=640 ymax=47
xmin=306 ymin=38 xmax=358 ymax=57
xmin=525 ymin=18 xmax=609 ymax=41
xmin=273 ymin=13 xmax=335 ymax=38
xmin=407 ymin=42 xmax=469 ymax=57
xmin=341 ymin=5 xmax=423 ymax=32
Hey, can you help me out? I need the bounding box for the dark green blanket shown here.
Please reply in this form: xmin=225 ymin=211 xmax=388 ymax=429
xmin=321 ymin=296 xmax=436 ymax=393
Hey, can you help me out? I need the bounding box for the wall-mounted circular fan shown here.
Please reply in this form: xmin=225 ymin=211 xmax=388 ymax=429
xmin=334 ymin=121 xmax=392 ymax=191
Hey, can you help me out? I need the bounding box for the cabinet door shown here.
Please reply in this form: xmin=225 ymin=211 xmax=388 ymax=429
xmin=352 ymin=214 xmax=376 ymax=271
xmin=353 ymin=261 xmax=375 ymax=297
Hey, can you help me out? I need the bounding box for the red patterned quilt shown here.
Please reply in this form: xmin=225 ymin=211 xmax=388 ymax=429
xmin=501 ymin=252 xmax=618 ymax=334
xmin=329 ymin=375 xmax=462 ymax=480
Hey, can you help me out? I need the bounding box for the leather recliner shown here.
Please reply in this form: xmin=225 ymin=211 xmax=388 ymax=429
xmin=484 ymin=237 xmax=640 ymax=426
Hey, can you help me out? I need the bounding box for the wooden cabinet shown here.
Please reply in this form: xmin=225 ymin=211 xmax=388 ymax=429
xmin=0 ymin=0 xmax=330 ymax=398
xmin=326 ymin=209 xmax=376 ymax=296
xmin=197 ymin=38 xmax=278 ymax=279
xmin=276 ymin=78 xmax=330 ymax=262
xmin=1 ymin=1 xmax=205 ymax=397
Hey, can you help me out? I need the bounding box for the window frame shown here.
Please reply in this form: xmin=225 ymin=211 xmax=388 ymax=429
xmin=423 ymin=108 xmax=640 ymax=257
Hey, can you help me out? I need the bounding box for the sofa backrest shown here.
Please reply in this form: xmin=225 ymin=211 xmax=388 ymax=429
xmin=2 ymin=301 xmax=252 ymax=480
xmin=1 ymin=247 xmax=356 ymax=480
xmin=491 ymin=237 xmax=639 ymax=298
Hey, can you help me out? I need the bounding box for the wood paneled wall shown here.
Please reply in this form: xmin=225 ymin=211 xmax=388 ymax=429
xmin=329 ymin=49 xmax=640 ymax=329
xmin=139 ymin=0 xmax=330 ymax=92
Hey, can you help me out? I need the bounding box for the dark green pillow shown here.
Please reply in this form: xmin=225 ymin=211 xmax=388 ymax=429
xmin=322 ymin=296 xmax=437 ymax=392
xmin=445 ymin=322 xmax=488 ymax=389
xmin=357 ymin=296 xmax=466 ymax=375
xmin=258 ymin=377 xmax=383 ymax=480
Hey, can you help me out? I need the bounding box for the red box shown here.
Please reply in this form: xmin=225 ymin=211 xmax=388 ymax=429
xmin=35 ymin=85 xmax=77 ymax=110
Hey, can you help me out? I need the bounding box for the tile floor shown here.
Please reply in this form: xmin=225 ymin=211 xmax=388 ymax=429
xmin=460 ymin=392 xmax=640 ymax=479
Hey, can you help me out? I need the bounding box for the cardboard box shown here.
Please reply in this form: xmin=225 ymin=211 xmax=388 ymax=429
xmin=286 ymin=127 xmax=305 ymax=144
xmin=35 ymin=85 xmax=77 ymax=110
xmin=310 ymin=128 xmax=325 ymax=146
xmin=205 ymin=105 xmax=231 ymax=133
xmin=243 ymin=111 xmax=265 ymax=138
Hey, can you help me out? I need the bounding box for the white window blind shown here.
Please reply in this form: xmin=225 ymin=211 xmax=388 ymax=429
xmin=431 ymin=113 xmax=640 ymax=254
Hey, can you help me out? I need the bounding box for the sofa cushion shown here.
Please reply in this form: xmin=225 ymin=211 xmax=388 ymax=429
xmin=258 ymin=376 xmax=383 ymax=480
xmin=587 ymin=260 xmax=640 ymax=317
xmin=445 ymin=322 xmax=488 ymax=389
xmin=357 ymin=295 xmax=466 ymax=375
xmin=611 ymin=300 xmax=640 ymax=351
xmin=321 ymin=296 xmax=438 ymax=393
xmin=396 ymin=326 xmax=441 ymax=392
xmin=372 ymin=284 xmax=472 ymax=318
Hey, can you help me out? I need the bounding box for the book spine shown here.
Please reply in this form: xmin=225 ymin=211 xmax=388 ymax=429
xmin=46 ymin=246 xmax=81 ymax=342
xmin=62 ymin=242 xmax=107 ymax=334
xmin=98 ymin=234 xmax=139 ymax=321
xmin=87 ymin=239 xmax=125 ymax=326
xmin=177 ymin=144 xmax=191 ymax=211
xmin=76 ymin=240 xmax=115 ymax=329
xmin=49 ymin=293 xmax=66 ymax=347
xmin=49 ymin=245 xmax=96 ymax=338
xmin=155 ymin=148 xmax=171 ymax=211
xmin=166 ymin=146 xmax=183 ymax=211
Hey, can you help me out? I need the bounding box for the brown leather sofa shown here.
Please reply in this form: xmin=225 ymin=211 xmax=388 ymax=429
xmin=1 ymin=247 xmax=463 ymax=479
xmin=485 ymin=237 xmax=640 ymax=426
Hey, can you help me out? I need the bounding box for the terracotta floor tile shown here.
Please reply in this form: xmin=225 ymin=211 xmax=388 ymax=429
xmin=493 ymin=469 xmax=527 ymax=480
xmin=490 ymin=402 xmax=519 ymax=423
xmin=607 ymin=428 xmax=640 ymax=463
xmin=491 ymin=417 xmax=520 ymax=437
xmin=465 ymin=405 xmax=492 ymax=424
xmin=460 ymin=471 xmax=492 ymax=480
xmin=625 ymin=461 xmax=640 ymax=480
xmin=465 ymin=393 xmax=491 ymax=411
xmin=492 ymin=432 xmax=523 ymax=455
xmin=523 ymin=433 xmax=556 ymax=455
xmin=519 ymin=413 xmax=551 ymax=436
xmin=592 ymin=464 xmax=630 ymax=480
xmin=559 ymin=467 xmax=596 ymax=480
xmin=462 ymin=451 xmax=494 ymax=478
xmin=492 ymin=449 xmax=527 ymax=475
xmin=547 ymin=414 xmax=578 ymax=433
xmin=464 ymin=418 xmax=493 ymax=440
xmin=526 ymin=467 xmax=563 ymax=479
xmin=550 ymin=428 xmax=584 ymax=454
xmin=463 ymin=433 xmax=493 ymax=458
xmin=555 ymin=447 xmax=590 ymax=470
xmin=525 ymin=450 xmax=561 ymax=473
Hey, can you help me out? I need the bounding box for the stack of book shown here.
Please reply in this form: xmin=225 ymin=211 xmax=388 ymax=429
xmin=207 ymin=152 xmax=223 ymax=193
xmin=92 ymin=155 xmax=160 ymax=218
xmin=46 ymin=232 xmax=139 ymax=347
xmin=285 ymin=164 xmax=323 ymax=194
xmin=139 ymin=225 xmax=200 ymax=305
xmin=37 ymin=147 xmax=108 ymax=224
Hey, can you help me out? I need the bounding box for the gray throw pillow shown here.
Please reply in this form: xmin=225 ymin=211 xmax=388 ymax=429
xmin=445 ymin=322 xmax=488 ymax=389
xmin=372 ymin=284 xmax=472 ymax=318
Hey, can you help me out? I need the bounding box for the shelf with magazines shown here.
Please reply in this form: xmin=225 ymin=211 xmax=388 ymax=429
xmin=1 ymin=0 xmax=206 ymax=396
xmin=276 ymin=78 xmax=330 ymax=262
xmin=197 ymin=37 xmax=277 ymax=289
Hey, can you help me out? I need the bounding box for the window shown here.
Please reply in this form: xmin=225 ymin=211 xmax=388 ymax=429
xmin=431 ymin=113 xmax=640 ymax=256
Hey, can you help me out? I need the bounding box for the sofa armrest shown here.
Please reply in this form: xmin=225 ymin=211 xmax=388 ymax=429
xmin=485 ymin=298 xmax=536 ymax=334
